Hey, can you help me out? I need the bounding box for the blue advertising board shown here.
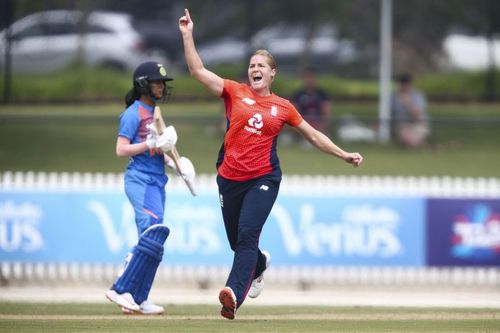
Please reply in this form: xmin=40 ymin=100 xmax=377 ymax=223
xmin=0 ymin=189 xmax=426 ymax=266
xmin=261 ymin=195 xmax=425 ymax=266
xmin=426 ymin=198 xmax=500 ymax=267
xmin=0 ymin=189 xmax=232 ymax=264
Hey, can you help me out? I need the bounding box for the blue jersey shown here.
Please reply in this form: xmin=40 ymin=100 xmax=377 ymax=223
xmin=118 ymin=100 xmax=165 ymax=175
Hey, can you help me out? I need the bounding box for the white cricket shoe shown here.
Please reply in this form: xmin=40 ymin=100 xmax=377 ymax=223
xmin=105 ymin=290 xmax=140 ymax=312
xmin=121 ymin=300 xmax=165 ymax=315
xmin=248 ymin=251 xmax=271 ymax=298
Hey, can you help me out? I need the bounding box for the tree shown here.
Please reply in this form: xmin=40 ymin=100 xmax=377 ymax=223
xmin=447 ymin=0 xmax=500 ymax=101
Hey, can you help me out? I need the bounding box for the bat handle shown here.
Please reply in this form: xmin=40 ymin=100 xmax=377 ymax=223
xmin=171 ymin=146 xmax=181 ymax=161
xmin=166 ymin=148 xmax=182 ymax=172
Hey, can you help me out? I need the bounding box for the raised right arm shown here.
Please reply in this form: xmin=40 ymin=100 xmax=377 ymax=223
xmin=179 ymin=8 xmax=224 ymax=97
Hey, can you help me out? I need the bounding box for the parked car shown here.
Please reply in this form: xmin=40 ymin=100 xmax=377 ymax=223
xmin=197 ymin=37 xmax=250 ymax=65
xmin=251 ymin=23 xmax=359 ymax=71
xmin=0 ymin=10 xmax=165 ymax=74
xmin=443 ymin=33 xmax=500 ymax=70
xmin=195 ymin=23 xmax=359 ymax=72
xmin=132 ymin=19 xmax=183 ymax=63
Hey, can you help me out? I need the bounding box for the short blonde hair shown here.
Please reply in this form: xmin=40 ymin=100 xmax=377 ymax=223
xmin=251 ymin=49 xmax=277 ymax=70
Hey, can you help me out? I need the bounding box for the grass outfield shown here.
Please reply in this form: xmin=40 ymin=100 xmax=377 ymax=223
xmin=0 ymin=303 xmax=499 ymax=333
xmin=1 ymin=102 xmax=499 ymax=177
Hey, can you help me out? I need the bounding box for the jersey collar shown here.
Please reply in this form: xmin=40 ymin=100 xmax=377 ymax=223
xmin=136 ymin=100 xmax=155 ymax=113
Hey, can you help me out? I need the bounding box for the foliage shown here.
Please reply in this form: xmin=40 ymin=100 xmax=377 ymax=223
xmin=2 ymin=0 xmax=499 ymax=73
xmin=1 ymin=66 xmax=499 ymax=103
xmin=419 ymin=71 xmax=499 ymax=101
xmin=0 ymin=65 xmax=131 ymax=102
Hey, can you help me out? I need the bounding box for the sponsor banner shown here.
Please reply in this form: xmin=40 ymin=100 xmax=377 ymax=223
xmin=427 ymin=199 xmax=500 ymax=267
xmin=263 ymin=196 xmax=425 ymax=266
xmin=0 ymin=190 xmax=230 ymax=264
xmin=0 ymin=190 xmax=425 ymax=266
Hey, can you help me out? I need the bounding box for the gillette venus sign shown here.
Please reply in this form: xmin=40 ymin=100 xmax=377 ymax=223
xmin=0 ymin=189 xmax=498 ymax=267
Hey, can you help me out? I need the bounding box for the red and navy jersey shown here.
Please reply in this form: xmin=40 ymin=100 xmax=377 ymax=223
xmin=216 ymin=79 xmax=303 ymax=181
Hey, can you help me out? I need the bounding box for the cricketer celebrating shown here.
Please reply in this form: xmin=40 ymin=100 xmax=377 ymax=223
xmin=179 ymin=9 xmax=363 ymax=320
xmin=105 ymin=61 xmax=194 ymax=315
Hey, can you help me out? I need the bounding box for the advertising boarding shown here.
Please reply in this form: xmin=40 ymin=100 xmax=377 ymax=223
xmin=0 ymin=189 xmax=426 ymax=266
xmin=426 ymin=198 xmax=500 ymax=267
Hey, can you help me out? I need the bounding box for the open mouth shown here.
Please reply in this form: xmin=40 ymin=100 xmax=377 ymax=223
xmin=252 ymin=74 xmax=263 ymax=83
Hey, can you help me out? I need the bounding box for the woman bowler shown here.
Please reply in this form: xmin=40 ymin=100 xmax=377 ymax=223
xmin=179 ymin=8 xmax=363 ymax=320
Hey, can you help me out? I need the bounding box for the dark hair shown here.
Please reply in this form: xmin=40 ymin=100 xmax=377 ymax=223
xmin=124 ymin=84 xmax=173 ymax=107
xmin=397 ymin=73 xmax=412 ymax=84
xmin=304 ymin=66 xmax=318 ymax=74
xmin=124 ymin=87 xmax=141 ymax=107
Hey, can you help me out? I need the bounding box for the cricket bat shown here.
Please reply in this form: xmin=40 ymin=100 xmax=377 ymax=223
xmin=153 ymin=106 xmax=197 ymax=196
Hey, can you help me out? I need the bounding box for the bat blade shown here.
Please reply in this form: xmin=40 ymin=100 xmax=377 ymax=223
xmin=153 ymin=106 xmax=167 ymax=135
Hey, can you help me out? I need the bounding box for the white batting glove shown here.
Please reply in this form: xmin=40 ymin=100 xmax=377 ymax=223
xmin=165 ymin=156 xmax=195 ymax=181
xmin=156 ymin=126 xmax=178 ymax=153
xmin=165 ymin=156 xmax=180 ymax=176
xmin=145 ymin=123 xmax=159 ymax=149
xmin=146 ymin=122 xmax=159 ymax=138
xmin=145 ymin=134 xmax=157 ymax=149
xmin=178 ymin=156 xmax=195 ymax=181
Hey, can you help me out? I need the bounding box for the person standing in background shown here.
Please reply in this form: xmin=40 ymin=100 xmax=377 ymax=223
xmin=391 ymin=73 xmax=430 ymax=148
xmin=291 ymin=67 xmax=331 ymax=134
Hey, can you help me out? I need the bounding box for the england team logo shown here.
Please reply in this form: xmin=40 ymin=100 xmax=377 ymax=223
xmin=271 ymin=106 xmax=278 ymax=117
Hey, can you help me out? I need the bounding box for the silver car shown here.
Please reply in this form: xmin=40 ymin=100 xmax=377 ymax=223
xmin=251 ymin=23 xmax=359 ymax=69
xmin=0 ymin=10 xmax=163 ymax=73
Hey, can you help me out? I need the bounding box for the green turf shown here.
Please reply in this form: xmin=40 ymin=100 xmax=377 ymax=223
xmin=0 ymin=303 xmax=498 ymax=333
xmin=0 ymin=102 xmax=499 ymax=177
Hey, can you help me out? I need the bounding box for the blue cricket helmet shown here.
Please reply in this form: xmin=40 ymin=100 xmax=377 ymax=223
xmin=133 ymin=61 xmax=173 ymax=84
xmin=127 ymin=61 xmax=174 ymax=105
